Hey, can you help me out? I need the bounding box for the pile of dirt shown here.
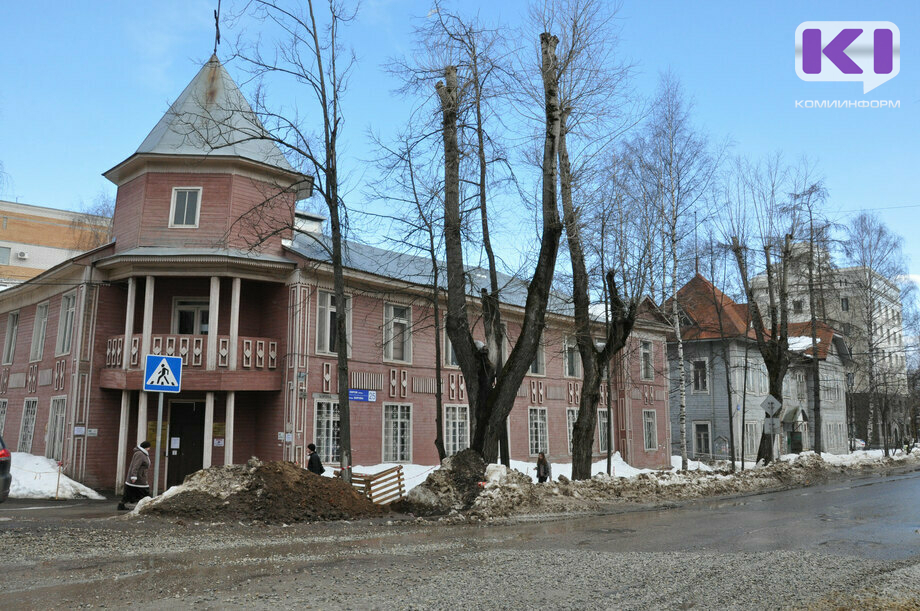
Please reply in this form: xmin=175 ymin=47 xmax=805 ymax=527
xmin=401 ymin=449 xmax=487 ymax=514
xmin=137 ymin=458 xmax=385 ymax=523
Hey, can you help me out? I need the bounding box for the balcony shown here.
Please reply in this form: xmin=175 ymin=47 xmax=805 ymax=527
xmin=100 ymin=334 xmax=282 ymax=391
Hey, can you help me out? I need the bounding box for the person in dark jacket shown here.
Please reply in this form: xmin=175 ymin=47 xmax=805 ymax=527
xmin=536 ymin=452 xmax=551 ymax=483
xmin=118 ymin=441 xmax=151 ymax=510
xmin=307 ymin=443 xmax=325 ymax=475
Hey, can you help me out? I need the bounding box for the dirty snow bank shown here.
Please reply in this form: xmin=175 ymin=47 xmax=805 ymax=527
xmin=9 ymin=452 xmax=104 ymax=500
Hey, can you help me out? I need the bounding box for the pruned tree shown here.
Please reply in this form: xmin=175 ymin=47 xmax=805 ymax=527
xmin=437 ymin=28 xmax=564 ymax=462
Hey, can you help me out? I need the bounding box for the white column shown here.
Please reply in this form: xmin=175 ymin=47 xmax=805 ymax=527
xmin=137 ymin=392 xmax=148 ymax=445
xmin=207 ymin=276 xmax=220 ymax=370
xmin=141 ymin=276 xmax=154 ymax=359
xmin=122 ymin=277 xmax=136 ymax=369
xmin=116 ymin=390 xmax=131 ymax=493
xmin=229 ymin=278 xmax=240 ymax=371
xmin=224 ymin=391 xmax=235 ymax=465
xmin=203 ymin=391 xmax=214 ymax=468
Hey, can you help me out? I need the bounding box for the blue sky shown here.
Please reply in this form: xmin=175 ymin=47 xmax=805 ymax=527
xmin=0 ymin=1 xmax=917 ymax=272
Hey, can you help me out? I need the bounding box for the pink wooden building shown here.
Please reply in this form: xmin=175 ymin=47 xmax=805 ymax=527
xmin=0 ymin=56 xmax=671 ymax=492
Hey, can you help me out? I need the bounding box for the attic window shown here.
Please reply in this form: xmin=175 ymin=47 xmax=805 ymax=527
xmin=792 ymin=299 xmax=804 ymax=314
xmin=169 ymin=187 xmax=201 ymax=228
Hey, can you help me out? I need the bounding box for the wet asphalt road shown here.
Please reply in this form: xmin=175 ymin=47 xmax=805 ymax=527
xmin=2 ymin=468 xmax=920 ymax=609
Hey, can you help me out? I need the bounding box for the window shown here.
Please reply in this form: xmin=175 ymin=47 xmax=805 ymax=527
xmin=46 ymin=397 xmax=67 ymax=461
xmin=566 ymin=408 xmax=578 ymax=454
xmin=0 ymin=399 xmax=7 ymax=435
xmin=55 ymin=292 xmax=77 ymax=355
xmin=383 ymin=304 xmax=411 ymax=363
xmin=642 ymin=409 xmax=657 ymax=451
xmin=19 ymin=398 xmax=38 ymax=453
xmin=29 ymin=302 xmax=49 ymax=362
xmin=314 ymin=399 xmax=340 ymax=463
xmin=2 ymin=311 xmax=19 ymax=364
xmin=383 ymin=403 xmax=412 ymax=462
xmin=564 ymin=337 xmax=581 ymax=378
xmin=693 ymin=421 xmax=712 ymax=458
xmin=316 ymin=290 xmax=351 ymax=356
xmin=528 ymin=407 xmax=548 ymax=455
xmin=444 ymin=330 xmax=460 ymax=367
xmin=597 ymin=409 xmax=610 ymax=453
xmin=529 ymin=334 xmax=545 ymax=375
xmin=792 ymin=300 xmax=803 ymax=314
xmin=169 ymin=187 xmax=201 ymax=227
xmin=173 ymin=299 xmax=209 ymax=334
xmin=796 ymin=372 xmax=806 ymax=401
xmin=640 ymin=340 xmax=653 ymax=380
xmin=840 ymin=297 xmax=849 ymax=312
xmin=692 ymin=359 xmax=708 ymax=393
xmin=444 ymin=404 xmax=469 ymax=455
xmin=744 ymin=421 xmax=759 ymax=458
xmin=0 ymin=247 xmax=9 ymax=265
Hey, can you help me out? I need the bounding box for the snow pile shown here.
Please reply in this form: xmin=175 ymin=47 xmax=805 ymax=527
xmin=9 ymin=452 xmax=104 ymax=500
xmin=137 ymin=457 xmax=384 ymax=523
xmin=404 ymin=449 xmax=487 ymax=513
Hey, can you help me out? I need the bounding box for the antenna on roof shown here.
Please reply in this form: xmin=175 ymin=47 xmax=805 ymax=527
xmin=213 ymin=0 xmax=222 ymax=55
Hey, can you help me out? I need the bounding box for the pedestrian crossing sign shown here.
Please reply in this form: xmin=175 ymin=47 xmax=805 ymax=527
xmin=144 ymin=355 xmax=183 ymax=393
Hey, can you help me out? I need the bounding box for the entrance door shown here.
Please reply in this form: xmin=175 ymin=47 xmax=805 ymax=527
xmin=166 ymin=401 xmax=205 ymax=488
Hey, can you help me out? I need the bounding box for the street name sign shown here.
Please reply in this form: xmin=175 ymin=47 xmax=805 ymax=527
xmin=348 ymin=389 xmax=377 ymax=402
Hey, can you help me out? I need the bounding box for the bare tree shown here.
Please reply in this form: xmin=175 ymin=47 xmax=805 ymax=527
xmin=437 ymin=28 xmax=564 ymax=462
xmin=70 ymin=190 xmax=115 ymax=251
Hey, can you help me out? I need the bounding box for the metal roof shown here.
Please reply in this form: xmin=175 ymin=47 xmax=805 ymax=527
xmin=135 ymin=54 xmax=295 ymax=173
xmin=287 ymin=232 xmax=573 ymax=315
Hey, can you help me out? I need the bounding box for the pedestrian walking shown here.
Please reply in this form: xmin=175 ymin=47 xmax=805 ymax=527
xmin=307 ymin=443 xmax=325 ymax=475
xmin=536 ymin=452 xmax=551 ymax=483
xmin=118 ymin=441 xmax=151 ymax=511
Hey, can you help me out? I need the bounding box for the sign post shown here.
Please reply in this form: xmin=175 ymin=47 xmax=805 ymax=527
xmin=144 ymin=355 xmax=182 ymax=496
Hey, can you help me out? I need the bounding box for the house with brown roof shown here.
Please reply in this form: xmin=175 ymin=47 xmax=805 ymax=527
xmin=666 ymin=275 xmax=850 ymax=461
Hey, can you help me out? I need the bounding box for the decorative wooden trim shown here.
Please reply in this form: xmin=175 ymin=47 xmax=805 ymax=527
xmin=352 ymin=371 xmax=384 ymax=390
xmin=400 ymin=370 xmax=408 ymax=398
xmin=179 ymin=337 xmax=190 ymax=365
xmin=322 ymin=362 xmax=332 ymax=393
xmin=130 ymin=336 xmax=139 ymax=367
xmin=411 ymin=376 xmax=438 ymax=394
xmin=269 ymin=341 xmax=277 ymax=369
xmin=256 ymin=340 xmax=265 ymax=368
xmin=389 ymin=369 xmax=398 ymax=398
xmin=192 ymin=337 xmax=203 ymax=367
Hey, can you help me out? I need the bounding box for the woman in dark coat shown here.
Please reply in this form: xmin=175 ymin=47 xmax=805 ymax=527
xmin=307 ymin=443 xmax=325 ymax=475
xmin=536 ymin=452 xmax=551 ymax=483
xmin=118 ymin=440 xmax=151 ymax=510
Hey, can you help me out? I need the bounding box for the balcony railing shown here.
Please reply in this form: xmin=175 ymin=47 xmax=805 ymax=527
xmin=105 ymin=334 xmax=278 ymax=370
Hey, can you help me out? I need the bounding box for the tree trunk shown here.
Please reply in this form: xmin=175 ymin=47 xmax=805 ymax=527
xmin=327 ymin=173 xmax=351 ymax=482
xmin=808 ymin=211 xmax=822 ymax=454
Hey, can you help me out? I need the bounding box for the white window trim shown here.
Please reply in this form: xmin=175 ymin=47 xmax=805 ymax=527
xmin=381 ymin=402 xmax=413 ymax=463
xmin=692 ymin=420 xmax=712 ymax=456
xmin=383 ymin=303 xmax=412 ymax=365
xmin=3 ymin=310 xmax=19 ymax=365
xmin=642 ymin=409 xmax=658 ymax=452
xmin=597 ymin=408 xmax=610 ymax=453
xmin=171 ymin=297 xmax=210 ymax=335
xmin=691 ymin=357 xmax=710 ymax=394
xmin=19 ymin=397 xmax=38 ymax=453
xmin=640 ymin=340 xmax=654 ymax=381
xmin=443 ymin=328 xmax=461 ymax=369
xmin=443 ymin=403 xmax=470 ymax=455
xmin=313 ymin=397 xmax=341 ymax=464
xmin=528 ymin=406 xmax=549 ymax=456
xmin=29 ymin=301 xmax=50 ymax=363
xmin=168 ymin=186 xmax=202 ymax=228
xmin=566 ymin=407 xmax=578 ymax=454
xmin=315 ymin=289 xmax=352 ymax=357
xmin=529 ymin=334 xmax=546 ymax=377
xmin=563 ymin=336 xmax=582 ymax=379
xmin=45 ymin=395 xmax=68 ymax=461
xmin=55 ymin=291 xmax=77 ymax=356
xmin=0 ymin=398 xmax=7 ymax=436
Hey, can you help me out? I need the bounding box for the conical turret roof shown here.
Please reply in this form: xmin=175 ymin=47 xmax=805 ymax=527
xmin=134 ymin=54 xmax=295 ymax=172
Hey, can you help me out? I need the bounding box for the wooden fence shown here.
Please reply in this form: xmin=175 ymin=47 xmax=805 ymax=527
xmin=335 ymin=465 xmax=406 ymax=505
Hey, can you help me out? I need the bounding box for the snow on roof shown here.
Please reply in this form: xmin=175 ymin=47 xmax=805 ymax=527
xmin=788 ymin=336 xmax=820 ymax=351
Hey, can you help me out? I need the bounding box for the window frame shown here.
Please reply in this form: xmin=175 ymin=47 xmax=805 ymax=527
xmin=566 ymin=407 xmax=578 ymax=454
xmin=691 ymin=358 xmax=709 ymax=394
xmin=0 ymin=398 xmax=7 ymax=436
xmin=792 ymin=299 xmax=804 ymax=314
xmin=29 ymin=302 xmax=50 ymax=362
xmin=45 ymin=395 xmax=67 ymax=461
xmin=840 ymin=296 xmax=849 ymax=312
xmin=529 ymin=333 xmax=546 ymax=376
xmin=2 ymin=311 xmax=19 ymax=365
xmin=171 ymin=298 xmax=210 ymax=335
xmin=55 ymin=291 xmax=77 ymax=356
xmin=168 ymin=186 xmax=202 ymax=228
xmin=640 ymin=340 xmax=654 ymax=381
xmin=313 ymin=398 xmax=341 ymax=464
xmin=383 ymin=303 xmax=412 ymax=364
xmin=444 ymin=404 xmax=470 ymax=455
xmin=18 ymin=397 xmax=38 ymax=453
xmin=693 ymin=420 xmax=712 ymax=458
xmin=597 ymin=408 xmax=610 ymax=453
xmin=443 ymin=328 xmax=460 ymax=368
xmin=563 ymin=336 xmax=582 ymax=379
xmin=315 ymin=289 xmax=352 ymax=357
xmin=382 ymin=402 xmax=412 ymax=463
xmin=642 ymin=409 xmax=657 ymax=452
xmin=528 ymin=406 xmax=549 ymax=456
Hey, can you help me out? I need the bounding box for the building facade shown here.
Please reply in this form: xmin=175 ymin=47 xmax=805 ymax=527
xmin=0 ymin=55 xmax=672 ymax=492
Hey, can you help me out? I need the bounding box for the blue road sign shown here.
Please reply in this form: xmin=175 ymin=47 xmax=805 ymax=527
xmin=144 ymin=355 xmax=183 ymax=393
xmin=348 ymin=389 xmax=377 ymax=402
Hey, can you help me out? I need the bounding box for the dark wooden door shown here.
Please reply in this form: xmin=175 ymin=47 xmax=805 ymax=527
xmin=166 ymin=401 xmax=204 ymax=488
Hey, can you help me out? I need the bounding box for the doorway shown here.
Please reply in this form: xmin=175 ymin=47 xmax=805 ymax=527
xmin=166 ymin=400 xmax=205 ymax=488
